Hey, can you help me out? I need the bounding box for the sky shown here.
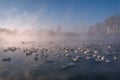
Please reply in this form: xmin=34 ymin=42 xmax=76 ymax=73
xmin=0 ymin=0 xmax=120 ymax=32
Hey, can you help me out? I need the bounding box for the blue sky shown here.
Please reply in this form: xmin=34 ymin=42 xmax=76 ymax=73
xmin=0 ymin=0 xmax=120 ymax=32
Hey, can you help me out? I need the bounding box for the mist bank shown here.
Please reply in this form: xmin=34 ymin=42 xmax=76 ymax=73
xmin=0 ymin=27 xmax=87 ymax=47
xmin=0 ymin=15 xmax=120 ymax=45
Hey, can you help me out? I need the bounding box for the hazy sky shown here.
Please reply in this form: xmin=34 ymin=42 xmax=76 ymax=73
xmin=0 ymin=0 xmax=120 ymax=32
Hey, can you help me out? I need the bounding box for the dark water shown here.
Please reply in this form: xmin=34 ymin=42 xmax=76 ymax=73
xmin=0 ymin=41 xmax=120 ymax=80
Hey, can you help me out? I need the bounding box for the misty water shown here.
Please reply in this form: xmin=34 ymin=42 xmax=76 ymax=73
xmin=0 ymin=0 xmax=119 ymax=79
xmin=0 ymin=38 xmax=120 ymax=80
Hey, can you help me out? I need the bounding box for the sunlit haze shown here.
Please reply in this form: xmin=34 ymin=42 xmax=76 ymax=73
xmin=0 ymin=0 xmax=120 ymax=80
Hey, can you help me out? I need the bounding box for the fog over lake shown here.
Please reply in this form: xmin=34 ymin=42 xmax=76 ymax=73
xmin=0 ymin=0 xmax=120 ymax=80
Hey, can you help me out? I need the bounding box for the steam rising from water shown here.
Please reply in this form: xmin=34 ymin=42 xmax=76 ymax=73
xmin=0 ymin=28 xmax=89 ymax=53
xmin=0 ymin=8 xmax=119 ymax=48
xmin=0 ymin=28 xmax=52 ymax=47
